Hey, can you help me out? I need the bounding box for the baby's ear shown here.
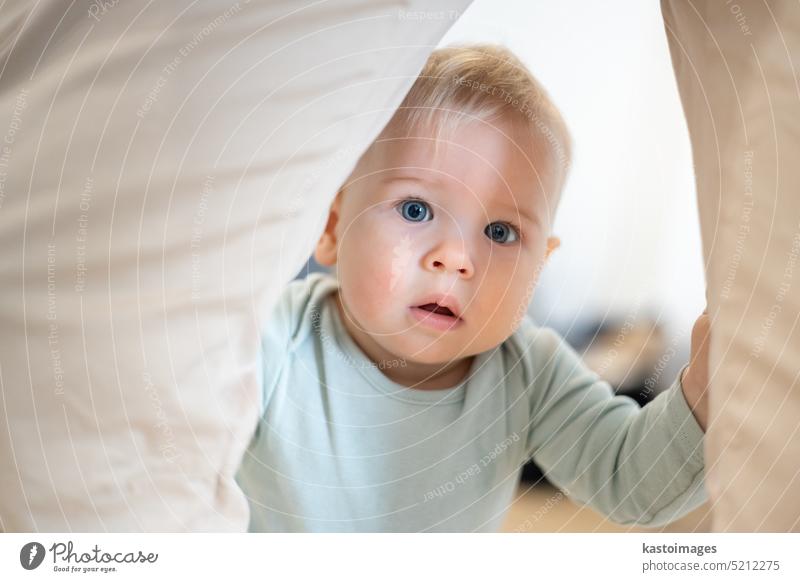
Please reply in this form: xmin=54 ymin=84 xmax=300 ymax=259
xmin=313 ymin=192 xmax=342 ymax=267
xmin=544 ymin=236 xmax=560 ymax=260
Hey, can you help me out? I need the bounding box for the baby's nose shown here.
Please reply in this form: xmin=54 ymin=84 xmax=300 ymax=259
xmin=423 ymin=240 xmax=474 ymax=278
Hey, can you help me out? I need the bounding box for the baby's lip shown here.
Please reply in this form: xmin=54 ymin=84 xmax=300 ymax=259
xmin=411 ymin=294 xmax=463 ymax=320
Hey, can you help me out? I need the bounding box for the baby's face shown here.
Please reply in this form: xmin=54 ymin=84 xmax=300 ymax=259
xmin=316 ymin=117 xmax=559 ymax=366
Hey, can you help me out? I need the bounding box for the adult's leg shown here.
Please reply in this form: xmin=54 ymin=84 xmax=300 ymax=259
xmin=662 ymin=0 xmax=800 ymax=531
xmin=0 ymin=0 xmax=470 ymax=531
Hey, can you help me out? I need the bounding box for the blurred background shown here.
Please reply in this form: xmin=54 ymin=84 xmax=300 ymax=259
xmin=296 ymin=0 xmax=710 ymax=531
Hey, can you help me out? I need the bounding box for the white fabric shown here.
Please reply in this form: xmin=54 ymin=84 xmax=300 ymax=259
xmin=0 ymin=0 xmax=470 ymax=531
xmin=662 ymin=0 xmax=800 ymax=531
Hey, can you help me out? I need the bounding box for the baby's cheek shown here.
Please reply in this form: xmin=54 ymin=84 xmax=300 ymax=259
xmin=372 ymin=270 xmax=401 ymax=311
xmin=350 ymin=257 xmax=397 ymax=316
xmin=367 ymin=228 xmax=415 ymax=290
xmin=480 ymin=284 xmax=531 ymax=342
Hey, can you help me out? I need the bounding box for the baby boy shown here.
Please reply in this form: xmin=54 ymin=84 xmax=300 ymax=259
xmin=236 ymin=44 xmax=710 ymax=532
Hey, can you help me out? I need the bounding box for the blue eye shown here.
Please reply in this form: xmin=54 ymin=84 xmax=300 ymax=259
xmin=485 ymin=222 xmax=519 ymax=244
xmin=397 ymin=199 xmax=432 ymax=222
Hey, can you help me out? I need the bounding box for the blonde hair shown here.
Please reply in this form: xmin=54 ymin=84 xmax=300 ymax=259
xmin=383 ymin=44 xmax=572 ymax=214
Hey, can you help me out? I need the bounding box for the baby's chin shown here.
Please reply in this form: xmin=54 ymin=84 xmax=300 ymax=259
xmin=386 ymin=336 xmax=475 ymax=366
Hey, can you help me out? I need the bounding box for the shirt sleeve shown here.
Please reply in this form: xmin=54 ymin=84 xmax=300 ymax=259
xmin=524 ymin=327 xmax=708 ymax=527
xmin=257 ymin=280 xmax=301 ymax=418
xmin=257 ymin=274 xmax=330 ymax=417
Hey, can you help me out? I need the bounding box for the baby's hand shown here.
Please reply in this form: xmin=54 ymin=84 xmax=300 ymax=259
xmin=680 ymin=311 xmax=710 ymax=432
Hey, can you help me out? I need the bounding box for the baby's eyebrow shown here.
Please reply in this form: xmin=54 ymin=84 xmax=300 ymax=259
xmin=381 ymin=173 xmax=443 ymax=187
xmin=493 ymin=200 xmax=540 ymax=227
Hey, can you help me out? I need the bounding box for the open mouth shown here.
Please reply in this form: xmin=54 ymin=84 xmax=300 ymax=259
xmin=417 ymin=303 xmax=456 ymax=318
xmin=409 ymin=301 xmax=464 ymax=332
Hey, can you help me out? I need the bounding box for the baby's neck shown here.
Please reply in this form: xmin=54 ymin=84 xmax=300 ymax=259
xmin=333 ymin=292 xmax=475 ymax=390
xmin=383 ymin=354 xmax=475 ymax=390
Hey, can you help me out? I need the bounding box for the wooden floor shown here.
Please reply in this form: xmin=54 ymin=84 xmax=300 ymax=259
xmin=501 ymin=482 xmax=712 ymax=532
